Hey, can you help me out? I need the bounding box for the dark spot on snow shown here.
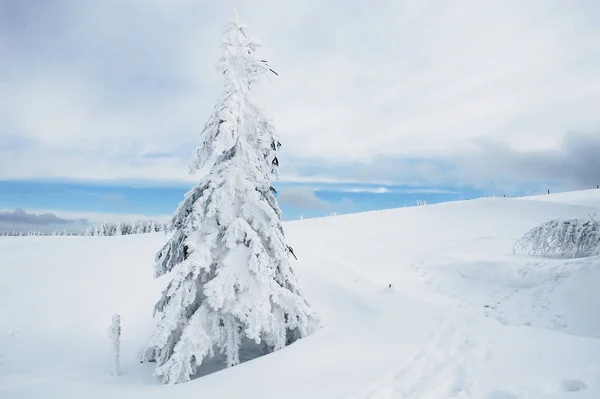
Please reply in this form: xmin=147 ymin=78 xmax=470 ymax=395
xmin=562 ymin=378 xmax=588 ymax=392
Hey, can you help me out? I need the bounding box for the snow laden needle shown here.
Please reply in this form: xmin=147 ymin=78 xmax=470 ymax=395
xmin=138 ymin=14 xmax=319 ymax=384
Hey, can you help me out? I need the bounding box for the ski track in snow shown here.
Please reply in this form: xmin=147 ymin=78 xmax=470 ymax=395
xmin=351 ymin=246 xmax=600 ymax=398
xmin=356 ymin=315 xmax=477 ymax=399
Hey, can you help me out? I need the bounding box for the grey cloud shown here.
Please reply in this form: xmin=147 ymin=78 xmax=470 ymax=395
xmin=464 ymin=130 xmax=600 ymax=190
xmin=0 ymin=209 xmax=88 ymax=225
xmin=277 ymin=187 xmax=332 ymax=210
xmin=2 ymin=0 xmax=600 ymax=188
xmin=280 ymin=156 xmax=449 ymax=187
xmin=282 ymin=130 xmax=600 ymax=192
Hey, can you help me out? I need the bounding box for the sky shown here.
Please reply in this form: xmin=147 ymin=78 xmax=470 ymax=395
xmin=0 ymin=179 xmax=488 ymax=232
xmin=1 ymin=0 xmax=600 ymax=231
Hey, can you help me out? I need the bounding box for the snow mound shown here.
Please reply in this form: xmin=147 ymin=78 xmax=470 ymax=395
xmin=513 ymin=218 xmax=600 ymax=258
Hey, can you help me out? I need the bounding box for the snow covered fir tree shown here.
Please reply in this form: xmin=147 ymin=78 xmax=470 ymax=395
xmin=139 ymin=15 xmax=319 ymax=384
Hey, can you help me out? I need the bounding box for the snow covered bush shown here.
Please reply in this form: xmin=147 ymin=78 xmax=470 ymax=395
xmin=107 ymin=314 xmax=121 ymax=377
xmin=138 ymin=15 xmax=319 ymax=384
xmin=513 ymin=218 xmax=600 ymax=258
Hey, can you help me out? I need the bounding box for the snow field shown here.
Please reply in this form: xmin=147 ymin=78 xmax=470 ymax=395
xmin=1 ymin=191 xmax=599 ymax=398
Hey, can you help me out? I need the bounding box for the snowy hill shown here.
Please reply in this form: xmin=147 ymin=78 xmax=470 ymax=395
xmin=1 ymin=190 xmax=600 ymax=398
xmin=520 ymin=189 xmax=600 ymax=208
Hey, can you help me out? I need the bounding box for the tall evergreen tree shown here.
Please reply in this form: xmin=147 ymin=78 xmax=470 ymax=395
xmin=139 ymin=14 xmax=318 ymax=384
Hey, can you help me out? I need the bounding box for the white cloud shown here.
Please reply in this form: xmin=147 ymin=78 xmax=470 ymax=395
xmin=332 ymin=187 xmax=462 ymax=194
xmin=402 ymin=189 xmax=460 ymax=195
xmin=316 ymin=186 xmax=390 ymax=194
xmin=1 ymin=1 xmax=599 ymax=188
xmin=311 ymin=185 xmax=462 ymax=194
xmin=341 ymin=187 xmax=390 ymax=194
xmin=284 ymin=130 xmax=600 ymax=192
xmin=278 ymin=174 xmax=389 ymax=185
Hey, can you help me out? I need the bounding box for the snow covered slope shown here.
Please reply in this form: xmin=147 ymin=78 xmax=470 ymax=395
xmin=1 ymin=191 xmax=600 ymax=398
xmin=520 ymin=188 xmax=600 ymax=208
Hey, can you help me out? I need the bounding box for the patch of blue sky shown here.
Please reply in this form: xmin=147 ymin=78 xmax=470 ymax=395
xmin=0 ymin=179 xmax=490 ymax=221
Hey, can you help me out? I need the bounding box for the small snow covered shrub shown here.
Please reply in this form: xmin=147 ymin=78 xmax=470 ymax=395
xmin=513 ymin=218 xmax=600 ymax=258
xmin=107 ymin=314 xmax=121 ymax=377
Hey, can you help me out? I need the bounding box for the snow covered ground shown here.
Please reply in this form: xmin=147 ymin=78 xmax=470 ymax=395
xmin=520 ymin=189 xmax=600 ymax=209
xmin=1 ymin=190 xmax=600 ymax=398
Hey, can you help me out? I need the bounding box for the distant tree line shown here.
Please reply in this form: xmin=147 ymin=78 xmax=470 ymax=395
xmin=0 ymin=220 xmax=170 ymax=237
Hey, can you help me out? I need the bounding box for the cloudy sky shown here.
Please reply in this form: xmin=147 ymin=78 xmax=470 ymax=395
xmin=1 ymin=0 xmax=599 ymax=230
